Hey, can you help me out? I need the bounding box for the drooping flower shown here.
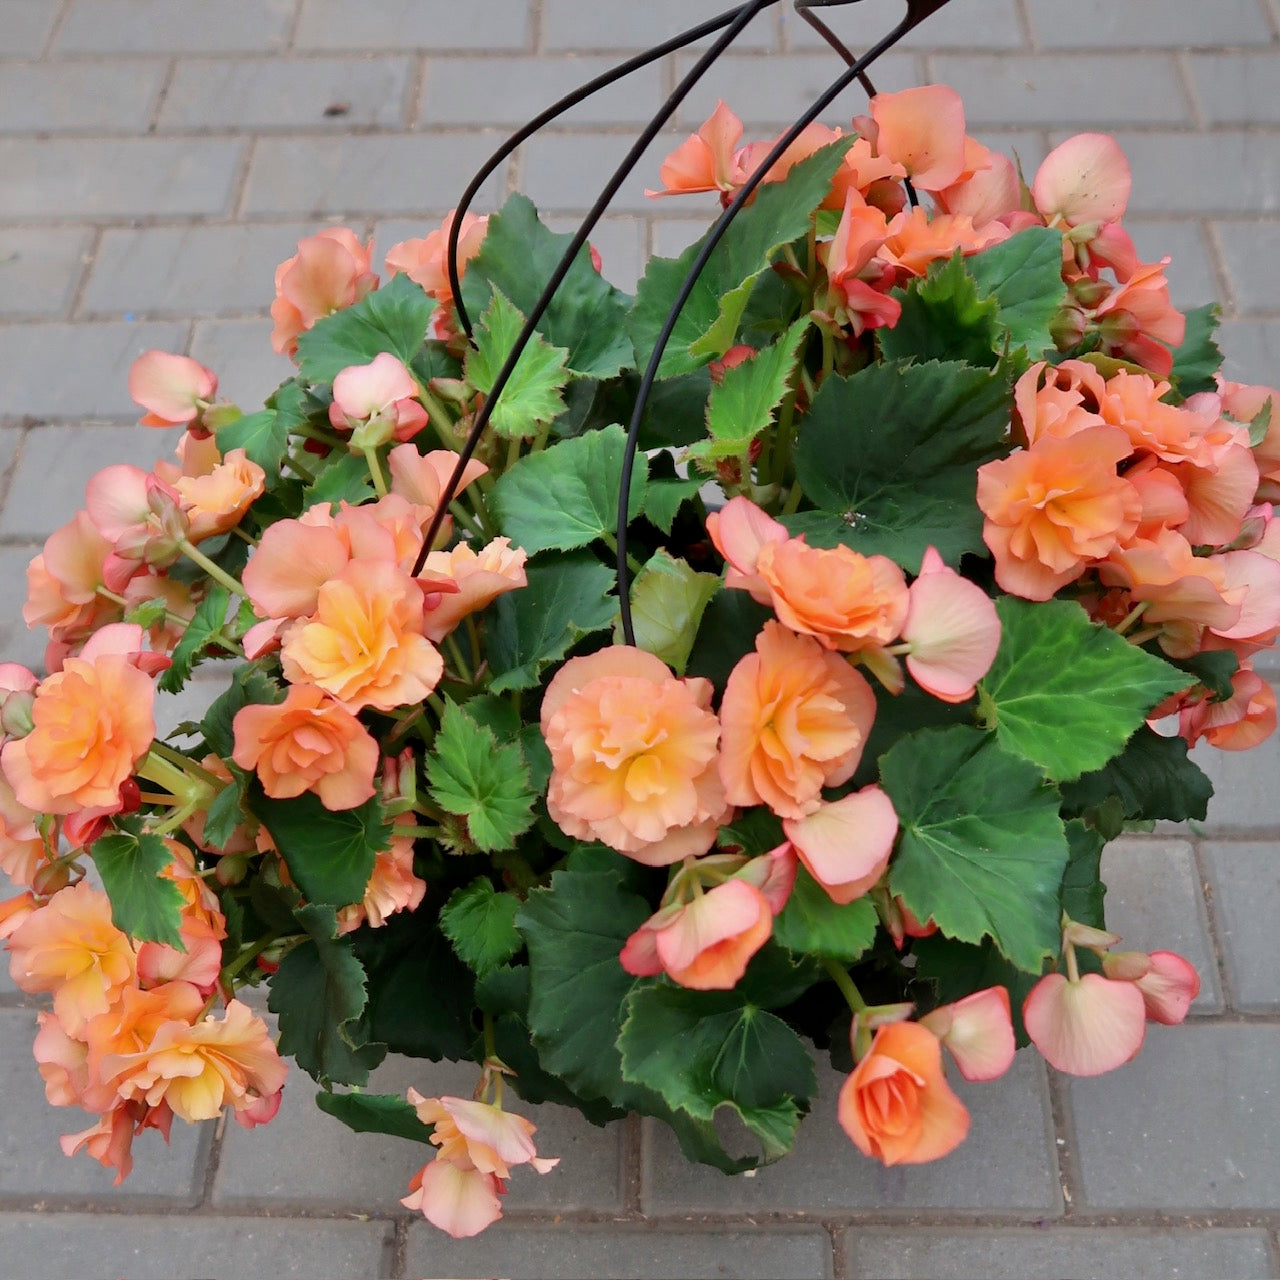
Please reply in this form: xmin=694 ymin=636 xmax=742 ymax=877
xmin=418 ymin=538 xmax=528 ymax=643
xmin=782 ymin=786 xmax=899 ymax=904
xmin=646 ymin=100 xmax=744 ymax=198
xmin=171 ymin=448 xmax=266 ymax=543
xmin=918 ymin=987 xmax=1016 ymax=1082
xmin=1022 ymin=970 xmax=1147 ymax=1076
xmin=128 ymin=351 xmax=217 ymax=429
xmin=336 ymin=822 xmax=426 ymax=935
xmin=329 ymin=352 xmax=428 ymax=449
xmin=270 ymin=227 xmax=377 ymax=356
xmin=868 ymin=84 xmax=968 ymax=193
xmin=385 ymin=209 xmax=489 ymax=310
xmin=1032 ymin=133 xmax=1131 ymax=228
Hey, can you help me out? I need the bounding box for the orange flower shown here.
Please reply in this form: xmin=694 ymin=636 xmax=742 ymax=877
xmin=336 ymin=823 xmax=427 ymax=934
xmin=232 ymin=682 xmax=380 ymax=810
xmin=23 ymin=511 xmax=118 ymax=643
xmin=385 ymin=209 xmax=489 ymax=308
xmin=280 ymin=560 xmax=443 ymax=712
xmin=541 ymin=647 xmax=728 ymax=866
xmin=646 ymin=100 xmax=744 ymax=198
xmin=418 ymin=537 xmax=528 ymax=643
xmin=270 ymin=228 xmax=377 ymax=356
xmin=837 ymin=1021 xmax=970 ymax=1166
xmin=718 ymin=621 xmax=876 ymax=819
xmin=877 ymin=206 xmax=1010 ymax=280
xmin=868 ymin=85 xmax=968 ymax=192
xmin=173 ymin=448 xmax=266 ymax=542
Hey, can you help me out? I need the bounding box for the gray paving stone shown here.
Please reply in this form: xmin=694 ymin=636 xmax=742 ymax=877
xmin=673 ymin=52 xmax=924 ymax=130
xmin=642 ymin=1053 xmax=1060 ymax=1214
xmin=517 ymin=130 xmax=684 ymax=214
xmin=241 ymin=134 xmax=506 ymax=217
xmin=932 ymin=54 xmax=1192 ymax=127
xmin=0 ymin=321 xmax=188 ymax=424
xmin=540 ymin=0 xmax=777 ymax=52
xmin=1201 ymin=841 xmax=1280 ymax=1011
xmin=782 ymin=0 xmax=1026 ymax=49
xmin=1124 ymin=220 xmax=1221 ymax=313
xmin=0 ymin=0 xmax=58 ymax=57
xmin=1220 ymin=320 xmax=1280 ymax=388
xmin=1025 ymin=0 xmax=1275 ymax=48
xmin=0 ymin=138 xmax=243 ymax=220
xmin=0 ymin=545 xmax=47 ymax=675
xmin=1215 ymin=221 xmax=1280 ymax=315
xmin=189 ymin=317 xmax=296 ymax=411
xmin=153 ymin=676 xmax=221 ymax=742
xmin=56 ymin=0 xmax=295 ymax=54
xmin=1192 ymin=54 xmax=1280 ymax=126
xmin=82 ymin=223 xmax=332 ymax=317
xmin=1070 ymin=1024 xmax=1280 ymax=1210
xmin=406 ymin=1222 xmax=833 ymax=1280
xmin=846 ymin=1227 xmax=1279 ymax=1280
xmin=1098 ymin=836 xmax=1222 ymax=1012
xmin=0 ymin=1213 xmax=395 ymax=1280
xmin=0 ymin=228 xmax=92 ymax=319
xmin=1188 ymin=713 xmax=1280 ymax=833
xmin=295 ymin=0 xmax=533 ymax=50
xmin=159 ymin=55 xmax=413 ymax=132
xmin=0 ymin=61 xmax=166 ymax=134
xmin=0 ymin=1007 xmax=211 ymax=1201
xmin=421 ymin=54 xmax=666 ymax=127
xmin=215 ymin=1053 xmax=626 ymax=1213
xmin=0 ymin=422 xmax=174 ymax=539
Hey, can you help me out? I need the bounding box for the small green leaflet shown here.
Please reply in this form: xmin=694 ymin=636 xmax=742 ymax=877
xmin=304 ymin=452 xmax=375 ymax=509
xmin=425 ymin=701 xmax=535 ymax=853
xmin=315 ymin=1091 xmax=436 ymax=1146
xmin=465 ymin=288 xmax=571 ymax=438
xmin=878 ymin=253 xmax=1003 ymax=368
xmin=439 ymin=878 xmax=523 ymax=978
xmin=772 ymin=866 xmax=879 ymax=963
xmin=159 ymin=585 xmax=232 ymax=693
xmin=1168 ymin=303 xmax=1222 ymax=400
xmin=91 ymin=829 xmax=185 ymax=949
xmin=966 ymin=226 xmax=1068 ymax=354
xmin=613 ymin=548 xmax=720 ymax=675
xmin=216 ymin=409 xmax=289 ymax=475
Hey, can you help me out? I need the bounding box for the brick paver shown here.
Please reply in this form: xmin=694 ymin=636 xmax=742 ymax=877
xmin=1 ymin=1 xmax=1278 ymax=1277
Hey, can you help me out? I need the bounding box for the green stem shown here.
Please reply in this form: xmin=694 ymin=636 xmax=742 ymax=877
xmin=822 ymin=958 xmax=868 ymax=1014
xmin=443 ymin=633 xmax=473 ymax=684
xmin=447 ymin=500 xmax=485 ymax=541
xmin=504 ymin=435 xmax=523 ymax=474
xmin=294 ymin=421 xmax=344 ymax=449
xmin=150 ymin=740 xmax=221 ymax=788
xmin=179 ymin=540 xmax=247 ymax=600
xmin=285 ymin=449 xmax=317 ymax=482
xmin=780 ymin=481 xmax=805 ymax=517
xmin=363 ymin=446 xmax=389 ymax=498
xmin=222 ymin=931 xmax=281 ymax=983
xmin=420 ymin=387 xmax=459 ymax=450
xmin=601 ymin=531 xmax=642 ymax=576
xmin=231 ymin=526 xmax=259 ymax=546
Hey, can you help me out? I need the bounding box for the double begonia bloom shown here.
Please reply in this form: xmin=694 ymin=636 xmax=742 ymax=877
xmin=620 ymin=878 xmax=774 ymax=990
xmin=388 ymin=444 xmax=488 ymax=518
xmin=23 ymin=511 xmax=117 ymax=643
xmin=877 ymin=207 xmax=1010 ymax=280
xmin=709 ymin=497 xmax=909 ymax=655
xmin=0 ymin=771 xmax=47 ymax=888
xmin=2 ymin=649 xmax=155 ymax=815
xmin=918 ymin=987 xmax=1016 ymax=1082
xmin=837 ymin=1021 xmax=970 ymax=1166
xmin=782 ymin=786 xmax=899 ymax=904
xmin=1032 ymin=132 xmax=1131 ymax=228
xmin=1015 ymin=360 xmax=1110 ymax=446
xmin=977 ymin=426 xmax=1141 ymax=601
xmin=232 ymin=682 xmax=380 ymax=810
xmin=172 ymin=448 xmax=266 ymax=543
xmin=418 ymin=538 xmax=528 ymax=643
xmin=280 ymin=560 xmax=443 ymax=712
xmin=647 ymin=100 xmax=744 ymax=198
xmin=329 ymin=353 xmax=428 ymax=449
xmin=336 ymin=824 xmax=426 ymax=935
xmin=718 ymin=620 xmax=876 ymax=819
xmin=541 ymin=647 xmax=728 ymax=866
xmin=128 ymin=351 xmax=217 ymax=428
xmin=384 ymin=209 xmax=489 ymax=308
xmin=1093 ymin=258 xmax=1186 ymax=377
xmin=270 ymin=227 xmax=377 ymax=356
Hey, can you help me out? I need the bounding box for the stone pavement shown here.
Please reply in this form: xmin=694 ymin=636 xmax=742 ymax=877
xmin=1 ymin=0 xmax=1279 ymax=1276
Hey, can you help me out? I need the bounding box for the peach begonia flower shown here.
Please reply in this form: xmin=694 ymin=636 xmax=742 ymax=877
xmin=736 ymin=122 xmax=845 ymax=192
xmin=403 ymin=1158 xmax=503 ymax=1239
xmin=6 ymin=881 xmax=137 ymax=1035
xmin=937 ymin=141 xmax=1020 ymax=228
xmin=620 ymin=878 xmax=774 ymax=991
xmin=1179 ymin=662 xmax=1277 ymax=751
xmin=1093 ymin=369 xmax=1203 ymax=465
xmin=708 ymin=496 xmax=910 ymax=656
xmin=388 ymin=444 xmax=488 ymax=517
xmin=0 ymin=771 xmax=47 ymax=887
xmin=718 ymin=620 xmax=876 ymax=820
xmin=1032 ymin=133 xmax=1131 ymax=229
xmin=1092 ymin=258 xmax=1186 ymax=378
xmin=24 ymin=511 xmax=118 ymax=641
xmin=385 ymin=208 xmax=490 ymax=308
xmin=1014 ymin=360 xmax=1109 ymax=446
xmin=1023 ymin=970 xmax=1147 ymax=1076
xmin=878 ymin=206 xmax=1011 ymax=280
xmin=270 ymin=227 xmax=377 ymax=357
xmin=646 ymin=100 xmax=744 ymax=198
xmin=281 ymin=560 xmax=443 ymax=713
xmin=418 ymin=537 xmax=528 ymax=643
xmin=232 ymin=682 xmax=380 ymax=811
xmin=336 ymin=821 xmax=426 ymax=935
xmin=541 ymin=646 xmax=728 ymax=866
xmin=868 ymin=84 xmax=968 ymax=193
xmin=837 ymin=1020 xmax=970 ymax=1166
xmin=1162 ymin=443 xmax=1260 ymax=549
xmin=243 ymin=515 xmax=352 ymax=621
xmin=1222 ymin=379 xmax=1280 ymax=500
xmin=128 ymin=351 xmax=216 ymax=429
xmin=1 ymin=647 xmax=155 ymax=816
xmin=329 ymin=353 xmax=428 ymax=449
xmin=59 ymin=1099 xmax=165 ymax=1185
xmin=918 ymin=987 xmax=1016 ymax=1083
xmin=782 ymin=786 xmax=899 ymax=904
xmin=172 ymin=448 xmax=266 ymax=543
xmin=977 ymin=426 xmax=1141 ymax=601
xmin=34 ymin=1007 xmax=92 ymax=1108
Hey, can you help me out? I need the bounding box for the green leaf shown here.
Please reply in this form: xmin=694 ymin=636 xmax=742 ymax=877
xmin=490 ymin=423 xmax=646 ymax=554
xmin=201 ymin=776 xmax=246 ymax=851
xmin=1060 ymin=724 xmax=1213 ymax=826
xmin=295 ymin=272 xmax=436 ymax=384
xmin=643 ymin=475 xmax=705 ymax=535
xmin=684 ymin=590 xmax=773 ymax=692
xmin=485 ymin=553 xmax=618 ymax=693
xmin=268 ymin=904 xmax=385 ymax=1086
xmin=883 ymin=726 xmax=1069 ymax=973
xmin=773 ymin=866 xmax=879 ymax=963
xmin=630 ymin=140 xmax=851 ymax=377
xmin=690 ymin=318 xmax=810 ymax=465
xmin=159 ymin=586 xmax=231 ymax=693
xmin=1060 ymin=819 xmax=1106 ymax=930
xmin=314 ymin=1091 xmax=436 ymax=1145
xmin=248 ymin=787 xmax=390 ymax=907
xmin=879 ymin=253 xmax=1004 ymax=367
xmin=1168 ymin=303 xmax=1222 ymax=400
xmin=1168 ymin=648 xmax=1238 ymax=704
xmin=966 ymin=226 xmax=1068 ymax=354
xmin=425 ymin=701 xmax=535 ymax=852
xmin=462 ymin=194 xmax=633 ymax=379
xmin=613 ymin=548 xmax=721 ymax=675
xmin=200 ymin=666 xmax=285 ymax=758
xmin=304 ymin=452 xmax=375 ymax=509
xmin=790 ymin=359 xmax=1011 ymax=568
xmin=216 ymin=409 xmax=289 ymax=475
xmin=1246 ymin=396 xmax=1273 ymax=449
xmin=979 ymin=598 xmax=1189 ymax=782
xmin=91 ymin=829 xmax=185 ymax=948
xmin=465 ymin=288 xmax=571 ymax=438
xmin=439 ymin=879 xmax=522 ymax=979
xmin=618 ymin=984 xmax=816 ymax=1162
xmin=912 ymin=933 xmax=1040 ymax=1047
xmin=124 ymin=597 xmax=169 ymax=630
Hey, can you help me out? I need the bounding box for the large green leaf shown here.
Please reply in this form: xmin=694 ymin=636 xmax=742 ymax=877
xmin=966 ymin=226 xmax=1067 ymax=354
xmin=613 ymin=548 xmax=720 ymax=675
xmin=462 ymin=194 xmax=633 ymax=379
xmin=618 ymin=984 xmax=816 ymax=1162
xmin=304 ymin=452 xmax=375 ymax=510
xmin=295 ymin=272 xmax=436 ymax=384
xmin=878 ymin=253 xmax=1003 ymax=367
xmin=484 ymin=553 xmax=618 ymax=693
xmin=773 ymin=866 xmax=879 ymax=964
xmin=91 ymin=829 xmax=185 ymax=948
xmin=248 ymin=786 xmax=390 ymax=908
xmin=489 ymin=423 xmax=646 ymax=555
xmin=159 ymin=585 xmax=232 ymax=693
xmin=314 ymin=1091 xmax=436 ymax=1145
xmin=1168 ymin=303 xmax=1222 ymax=400
xmin=216 ymin=409 xmax=290 ymax=476
xmin=1060 ymin=819 xmax=1107 ymax=930
xmin=630 ymin=140 xmax=851 ymax=377
xmin=883 ymin=726 xmax=1069 ymax=973
xmin=978 ymin=598 xmax=1189 ymax=782
xmin=268 ymin=904 xmax=385 ymax=1086
xmin=465 ymin=288 xmax=570 ymax=438
xmin=790 ymin=359 xmax=1011 ymax=568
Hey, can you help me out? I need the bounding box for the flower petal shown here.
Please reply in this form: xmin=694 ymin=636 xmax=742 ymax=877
xmin=1023 ymin=972 xmax=1146 ymax=1076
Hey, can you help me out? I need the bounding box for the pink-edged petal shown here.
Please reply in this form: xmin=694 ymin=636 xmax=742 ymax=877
xmin=1032 ymin=133 xmax=1131 ymax=227
xmin=919 ymin=986 xmax=1016 ymax=1082
xmin=654 ymin=879 xmax=770 ymax=974
xmin=735 ymin=842 xmax=799 ymax=916
xmin=705 ymin=495 xmax=788 ymax=578
xmin=1212 ymin=549 xmax=1280 ymax=640
xmin=1133 ymin=950 xmax=1200 ymax=1025
xmin=84 ymin=464 xmax=152 ymax=542
xmin=869 ymin=85 xmax=967 ymax=192
xmin=405 ymin=1159 xmax=503 ymax=1238
xmin=128 ymin=350 xmax=216 ymax=424
xmin=332 ymin=352 xmax=419 ymax=421
xmin=1023 ymin=972 xmax=1147 ymax=1077
xmin=902 ymin=552 xmax=1001 ymax=703
xmin=619 ymin=917 xmax=666 ymax=978
xmin=783 ymin=786 xmax=898 ymax=905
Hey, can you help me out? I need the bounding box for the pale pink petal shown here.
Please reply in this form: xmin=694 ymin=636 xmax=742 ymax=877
xmin=1214 ymin=549 xmax=1280 ymax=640
xmin=406 ymin=1160 xmax=503 ymax=1238
xmin=1023 ymin=972 xmax=1147 ymax=1076
xmin=332 ymin=353 xmax=419 ymax=422
xmin=782 ymin=786 xmax=899 ymax=905
xmin=1032 ymin=133 xmax=1131 ymax=227
xmin=129 ymin=350 xmax=216 ymax=426
xmin=920 ymin=986 xmax=1016 ymax=1082
xmin=654 ymin=879 xmax=769 ymax=974
xmin=735 ymin=842 xmax=799 ymax=916
xmin=706 ymin=495 xmax=789 ymax=580
xmin=1132 ymin=950 xmax=1200 ymax=1025
xmin=84 ymin=464 xmax=153 ymax=543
